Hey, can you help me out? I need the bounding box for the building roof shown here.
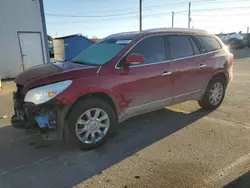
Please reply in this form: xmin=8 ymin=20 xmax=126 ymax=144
xmin=54 ymin=34 xmax=81 ymax=39
xmin=54 ymin=34 xmax=94 ymax=43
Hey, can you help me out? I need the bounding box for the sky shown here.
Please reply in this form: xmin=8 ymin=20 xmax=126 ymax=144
xmin=43 ymin=0 xmax=250 ymax=39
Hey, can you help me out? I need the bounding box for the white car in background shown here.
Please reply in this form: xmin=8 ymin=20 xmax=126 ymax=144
xmin=218 ymin=33 xmax=244 ymax=49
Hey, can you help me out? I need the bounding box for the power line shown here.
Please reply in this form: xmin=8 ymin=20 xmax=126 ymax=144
xmin=194 ymin=24 xmax=250 ymax=27
xmin=142 ymin=0 xmax=250 ymax=11
xmin=47 ymin=5 xmax=250 ymax=20
xmin=176 ymin=12 xmax=250 ymax=16
xmin=46 ymin=4 xmax=250 ymax=19
xmin=142 ymin=0 xmax=213 ymax=9
xmin=192 ymin=13 xmax=250 ymax=17
xmin=47 ymin=11 xmax=173 ymax=25
xmin=191 ymin=0 xmax=250 ymax=4
xmin=46 ymin=0 xmax=234 ymax=18
xmin=53 ymin=0 xmax=213 ymax=15
xmin=46 ymin=11 xmax=137 ymax=18
xmin=46 ymin=12 xmax=173 ymax=22
xmin=177 ymin=6 xmax=250 ymax=13
xmin=46 ymin=0 xmax=250 ymax=32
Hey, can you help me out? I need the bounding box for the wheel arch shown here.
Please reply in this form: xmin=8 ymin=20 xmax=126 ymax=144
xmin=211 ymin=71 xmax=228 ymax=86
xmin=65 ymin=92 xmax=119 ymax=122
xmin=201 ymin=70 xmax=228 ymax=99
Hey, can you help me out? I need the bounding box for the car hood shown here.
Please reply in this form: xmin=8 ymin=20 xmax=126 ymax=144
xmin=15 ymin=62 xmax=99 ymax=89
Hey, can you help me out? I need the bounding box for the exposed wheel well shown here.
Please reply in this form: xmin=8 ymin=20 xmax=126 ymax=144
xmin=65 ymin=92 xmax=118 ymax=121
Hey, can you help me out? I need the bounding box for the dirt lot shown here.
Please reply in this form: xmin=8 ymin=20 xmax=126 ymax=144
xmin=0 ymin=48 xmax=250 ymax=188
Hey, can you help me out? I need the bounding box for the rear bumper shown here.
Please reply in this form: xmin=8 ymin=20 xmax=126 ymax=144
xmin=12 ymin=98 xmax=71 ymax=140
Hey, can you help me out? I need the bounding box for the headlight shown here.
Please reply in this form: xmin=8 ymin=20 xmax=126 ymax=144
xmin=24 ymin=80 xmax=72 ymax=105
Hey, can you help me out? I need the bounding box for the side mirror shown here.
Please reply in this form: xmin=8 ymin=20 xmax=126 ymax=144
xmin=126 ymin=53 xmax=144 ymax=65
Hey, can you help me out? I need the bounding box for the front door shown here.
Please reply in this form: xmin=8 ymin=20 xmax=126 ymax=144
xmin=115 ymin=35 xmax=174 ymax=118
xmin=18 ymin=32 xmax=44 ymax=71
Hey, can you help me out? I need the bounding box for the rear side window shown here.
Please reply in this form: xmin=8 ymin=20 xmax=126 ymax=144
xmin=197 ymin=36 xmax=221 ymax=52
xmin=128 ymin=36 xmax=166 ymax=65
xmin=166 ymin=35 xmax=194 ymax=59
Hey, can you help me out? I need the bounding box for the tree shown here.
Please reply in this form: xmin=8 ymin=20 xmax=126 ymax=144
xmin=91 ymin=36 xmax=100 ymax=43
xmin=47 ymin=35 xmax=53 ymax=43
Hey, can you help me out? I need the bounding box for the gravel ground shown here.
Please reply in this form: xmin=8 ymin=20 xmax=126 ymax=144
xmin=0 ymin=48 xmax=250 ymax=188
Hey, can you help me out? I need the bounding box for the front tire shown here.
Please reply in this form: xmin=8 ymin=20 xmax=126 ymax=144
xmin=199 ymin=77 xmax=226 ymax=110
xmin=65 ymin=98 xmax=117 ymax=150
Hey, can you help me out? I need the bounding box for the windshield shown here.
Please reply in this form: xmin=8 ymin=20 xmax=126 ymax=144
xmin=71 ymin=43 xmax=125 ymax=66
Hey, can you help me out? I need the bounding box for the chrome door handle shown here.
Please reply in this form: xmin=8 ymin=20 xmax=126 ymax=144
xmin=161 ymin=71 xmax=172 ymax=76
xmin=199 ymin=64 xmax=206 ymax=68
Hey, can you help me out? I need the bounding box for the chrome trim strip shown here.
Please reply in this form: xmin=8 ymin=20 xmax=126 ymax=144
xmin=127 ymin=97 xmax=172 ymax=111
xmin=119 ymin=89 xmax=203 ymax=123
xmin=161 ymin=71 xmax=172 ymax=76
xmin=199 ymin=64 xmax=207 ymax=68
xmin=126 ymin=89 xmax=202 ymax=111
xmin=115 ymin=33 xmax=223 ymax=69
xmin=173 ymin=89 xmax=202 ymax=98
xmin=97 ymin=66 xmax=102 ymax=74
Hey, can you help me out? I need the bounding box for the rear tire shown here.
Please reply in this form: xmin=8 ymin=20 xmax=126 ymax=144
xmin=64 ymin=98 xmax=117 ymax=150
xmin=199 ymin=77 xmax=226 ymax=110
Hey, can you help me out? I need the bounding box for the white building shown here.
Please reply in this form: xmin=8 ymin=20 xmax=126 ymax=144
xmin=0 ymin=0 xmax=49 ymax=79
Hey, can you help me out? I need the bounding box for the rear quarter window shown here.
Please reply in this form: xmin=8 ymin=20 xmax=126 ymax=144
xmin=197 ymin=36 xmax=221 ymax=53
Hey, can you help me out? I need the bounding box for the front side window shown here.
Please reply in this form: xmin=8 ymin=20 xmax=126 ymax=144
xmin=167 ymin=35 xmax=194 ymax=59
xmin=197 ymin=36 xmax=221 ymax=52
xmin=127 ymin=36 xmax=166 ymax=65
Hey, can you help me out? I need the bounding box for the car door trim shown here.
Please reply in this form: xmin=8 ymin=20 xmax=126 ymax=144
xmin=123 ymin=97 xmax=172 ymax=121
xmin=122 ymin=89 xmax=202 ymax=121
xmin=171 ymin=89 xmax=202 ymax=105
xmin=115 ymin=33 xmax=223 ymax=69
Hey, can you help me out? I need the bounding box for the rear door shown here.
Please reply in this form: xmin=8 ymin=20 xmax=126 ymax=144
xmin=18 ymin=32 xmax=45 ymax=71
xmin=115 ymin=35 xmax=174 ymax=117
xmin=165 ymin=35 xmax=203 ymax=104
xmin=195 ymin=35 xmax=223 ymax=89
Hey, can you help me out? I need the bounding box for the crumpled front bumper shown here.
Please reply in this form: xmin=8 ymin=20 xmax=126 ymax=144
xmin=12 ymin=97 xmax=71 ymax=140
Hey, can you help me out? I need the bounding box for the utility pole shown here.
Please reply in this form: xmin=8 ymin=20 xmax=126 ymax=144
xmin=172 ymin=12 xmax=174 ymax=28
xmin=139 ymin=0 xmax=142 ymax=31
xmin=188 ymin=2 xmax=191 ymax=28
xmin=247 ymin=26 xmax=249 ymax=33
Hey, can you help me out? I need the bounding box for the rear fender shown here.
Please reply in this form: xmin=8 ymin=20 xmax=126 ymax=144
xmin=200 ymin=69 xmax=228 ymax=99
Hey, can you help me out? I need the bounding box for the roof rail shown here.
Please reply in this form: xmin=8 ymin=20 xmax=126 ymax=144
xmin=142 ymin=27 xmax=207 ymax=33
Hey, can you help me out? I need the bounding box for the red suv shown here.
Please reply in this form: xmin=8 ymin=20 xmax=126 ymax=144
xmin=12 ymin=28 xmax=234 ymax=149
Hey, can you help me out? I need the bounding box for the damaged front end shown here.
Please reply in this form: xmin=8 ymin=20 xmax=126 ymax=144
xmin=11 ymin=83 xmax=71 ymax=140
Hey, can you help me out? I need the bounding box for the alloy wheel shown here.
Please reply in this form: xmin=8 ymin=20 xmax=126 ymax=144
xmin=75 ymin=108 xmax=110 ymax=144
xmin=209 ymin=82 xmax=223 ymax=106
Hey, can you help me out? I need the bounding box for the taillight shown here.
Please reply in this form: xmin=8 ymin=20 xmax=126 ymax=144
xmin=230 ymin=52 xmax=234 ymax=58
xmin=230 ymin=54 xmax=235 ymax=64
